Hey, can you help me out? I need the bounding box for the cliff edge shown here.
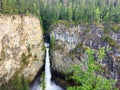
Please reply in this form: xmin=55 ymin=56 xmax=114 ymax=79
xmin=0 ymin=15 xmax=44 ymax=85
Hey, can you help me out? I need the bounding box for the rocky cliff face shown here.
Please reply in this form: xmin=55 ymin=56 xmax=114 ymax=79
xmin=50 ymin=21 xmax=120 ymax=81
xmin=0 ymin=15 xmax=44 ymax=85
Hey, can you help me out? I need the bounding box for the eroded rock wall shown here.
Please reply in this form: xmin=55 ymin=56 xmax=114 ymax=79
xmin=50 ymin=21 xmax=120 ymax=81
xmin=0 ymin=15 xmax=44 ymax=84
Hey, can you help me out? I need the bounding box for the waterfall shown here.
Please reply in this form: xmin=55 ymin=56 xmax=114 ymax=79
xmin=44 ymin=47 xmax=63 ymax=90
xmin=45 ymin=48 xmax=51 ymax=88
xmin=30 ymin=43 xmax=63 ymax=90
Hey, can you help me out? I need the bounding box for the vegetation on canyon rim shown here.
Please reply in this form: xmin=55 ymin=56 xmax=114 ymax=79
xmin=0 ymin=0 xmax=120 ymax=90
xmin=0 ymin=0 xmax=120 ymax=31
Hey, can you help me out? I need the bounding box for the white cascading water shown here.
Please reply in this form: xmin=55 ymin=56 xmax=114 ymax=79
xmin=30 ymin=43 xmax=63 ymax=90
xmin=45 ymin=48 xmax=51 ymax=89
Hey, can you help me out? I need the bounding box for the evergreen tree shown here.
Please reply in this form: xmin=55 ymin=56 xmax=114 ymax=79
xmin=95 ymin=7 xmax=101 ymax=24
xmin=1 ymin=0 xmax=120 ymax=31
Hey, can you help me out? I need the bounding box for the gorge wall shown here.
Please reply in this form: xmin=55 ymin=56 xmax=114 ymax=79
xmin=50 ymin=21 xmax=120 ymax=82
xmin=0 ymin=15 xmax=44 ymax=85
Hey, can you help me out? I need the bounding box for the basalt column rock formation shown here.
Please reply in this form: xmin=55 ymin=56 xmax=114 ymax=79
xmin=0 ymin=15 xmax=44 ymax=85
xmin=50 ymin=21 xmax=120 ymax=81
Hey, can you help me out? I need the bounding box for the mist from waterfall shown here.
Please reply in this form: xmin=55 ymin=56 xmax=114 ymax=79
xmin=30 ymin=47 xmax=63 ymax=90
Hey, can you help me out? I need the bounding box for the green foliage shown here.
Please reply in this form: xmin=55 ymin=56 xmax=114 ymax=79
xmin=113 ymin=25 xmax=120 ymax=33
xmin=21 ymin=53 xmax=26 ymax=63
xmin=0 ymin=75 xmax=29 ymax=90
xmin=67 ymin=48 xmax=118 ymax=90
xmin=42 ymin=45 xmax=46 ymax=51
xmin=0 ymin=0 xmax=40 ymax=15
xmin=98 ymin=47 xmax=106 ymax=60
xmin=95 ymin=7 xmax=100 ymax=24
xmin=21 ymin=75 xmax=29 ymax=90
xmin=50 ymin=35 xmax=55 ymax=48
xmin=68 ymin=3 xmax=73 ymax=21
xmin=102 ymin=35 xmax=117 ymax=46
xmin=40 ymin=72 xmax=46 ymax=90
xmin=21 ymin=53 xmax=31 ymax=64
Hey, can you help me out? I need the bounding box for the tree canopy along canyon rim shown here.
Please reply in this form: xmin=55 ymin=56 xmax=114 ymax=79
xmin=0 ymin=0 xmax=120 ymax=90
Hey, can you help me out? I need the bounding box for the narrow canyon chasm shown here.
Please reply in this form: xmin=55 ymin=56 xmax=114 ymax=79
xmin=1 ymin=0 xmax=120 ymax=90
xmin=0 ymin=14 xmax=120 ymax=90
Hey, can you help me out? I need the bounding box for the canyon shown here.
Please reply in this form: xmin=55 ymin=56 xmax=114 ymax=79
xmin=0 ymin=15 xmax=120 ymax=89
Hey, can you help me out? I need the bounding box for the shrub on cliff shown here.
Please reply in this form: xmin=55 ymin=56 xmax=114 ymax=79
xmin=67 ymin=48 xmax=118 ymax=90
xmin=50 ymin=35 xmax=55 ymax=48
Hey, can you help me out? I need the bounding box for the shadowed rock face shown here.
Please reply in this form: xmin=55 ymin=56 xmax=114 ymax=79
xmin=50 ymin=22 xmax=120 ymax=80
xmin=0 ymin=15 xmax=44 ymax=85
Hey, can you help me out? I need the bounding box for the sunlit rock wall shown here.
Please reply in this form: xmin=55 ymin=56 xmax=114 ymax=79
xmin=0 ymin=15 xmax=44 ymax=85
